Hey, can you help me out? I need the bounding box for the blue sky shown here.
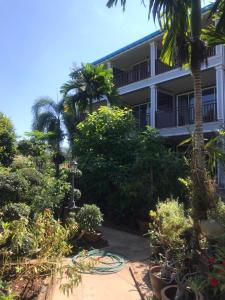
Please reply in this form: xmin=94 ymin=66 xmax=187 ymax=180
xmin=0 ymin=0 xmax=211 ymax=137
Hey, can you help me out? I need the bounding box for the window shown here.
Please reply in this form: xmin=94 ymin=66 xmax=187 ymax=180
xmin=177 ymin=87 xmax=216 ymax=126
xmin=132 ymin=103 xmax=150 ymax=129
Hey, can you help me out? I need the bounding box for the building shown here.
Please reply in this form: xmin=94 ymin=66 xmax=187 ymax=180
xmin=92 ymin=5 xmax=225 ymax=187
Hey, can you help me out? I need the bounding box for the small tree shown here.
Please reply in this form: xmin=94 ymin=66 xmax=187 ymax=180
xmin=32 ymin=98 xmax=65 ymax=177
xmin=0 ymin=112 xmax=16 ymax=167
xmin=61 ymin=63 xmax=119 ymax=114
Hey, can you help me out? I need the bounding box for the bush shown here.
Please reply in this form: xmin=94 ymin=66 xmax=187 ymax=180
xmin=149 ymin=198 xmax=190 ymax=248
xmin=0 ymin=112 xmax=16 ymax=167
xmin=17 ymin=168 xmax=43 ymax=186
xmin=0 ymin=171 xmax=28 ymax=205
xmin=208 ymin=198 xmax=225 ymax=227
xmin=1 ymin=202 xmax=31 ymax=221
xmin=11 ymin=155 xmax=34 ymax=170
xmin=76 ymin=204 xmax=103 ymax=233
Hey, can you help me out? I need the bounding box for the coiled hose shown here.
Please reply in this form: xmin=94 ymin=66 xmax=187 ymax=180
xmin=72 ymin=249 xmax=126 ymax=274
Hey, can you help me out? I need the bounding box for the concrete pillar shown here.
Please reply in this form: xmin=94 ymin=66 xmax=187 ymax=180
xmin=150 ymin=85 xmax=157 ymax=128
xmin=216 ymin=64 xmax=225 ymax=188
xmin=216 ymin=65 xmax=225 ymax=121
xmin=150 ymin=42 xmax=157 ymax=77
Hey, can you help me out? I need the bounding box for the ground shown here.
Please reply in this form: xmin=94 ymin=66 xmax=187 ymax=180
xmin=49 ymin=227 xmax=153 ymax=300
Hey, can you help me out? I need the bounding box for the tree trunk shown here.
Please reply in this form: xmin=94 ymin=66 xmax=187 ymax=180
xmin=190 ymin=0 xmax=213 ymax=248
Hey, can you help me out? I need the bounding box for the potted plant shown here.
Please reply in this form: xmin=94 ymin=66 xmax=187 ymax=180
xmin=148 ymin=199 xmax=191 ymax=299
xmin=76 ymin=204 xmax=104 ymax=242
xmin=149 ymin=254 xmax=176 ymax=300
xmin=161 ymin=271 xmax=206 ymax=300
xmin=161 ymin=285 xmax=204 ymax=300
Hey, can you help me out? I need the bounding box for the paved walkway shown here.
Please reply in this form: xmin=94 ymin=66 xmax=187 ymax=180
xmin=51 ymin=227 xmax=150 ymax=300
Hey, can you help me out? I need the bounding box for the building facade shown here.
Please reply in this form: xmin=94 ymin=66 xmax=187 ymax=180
xmin=93 ymin=7 xmax=225 ymax=187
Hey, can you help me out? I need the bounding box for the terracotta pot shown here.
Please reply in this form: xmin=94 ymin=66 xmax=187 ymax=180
xmin=200 ymin=219 xmax=225 ymax=240
xmin=149 ymin=265 xmax=171 ymax=300
xmin=161 ymin=285 xmax=204 ymax=300
xmin=137 ymin=219 xmax=149 ymax=234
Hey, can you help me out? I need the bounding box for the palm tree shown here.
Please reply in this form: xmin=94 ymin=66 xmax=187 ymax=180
xmin=32 ymin=97 xmax=65 ymax=177
xmin=205 ymin=0 xmax=225 ymax=45
xmin=107 ymin=0 xmax=218 ymax=237
xmin=63 ymin=95 xmax=81 ymax=158
xmin=61 ymin=63 xmax=118 ymax=114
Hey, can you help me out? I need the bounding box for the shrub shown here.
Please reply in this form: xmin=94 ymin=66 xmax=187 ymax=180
xmin=76 ymin=204 xmax=103 ymax=233
xmin=0 ymin=171 xmax=28 ymax=205
xmin=1 ymin=202 xmax=31 ymax=221
xmin=0 ymin=209 xmax=91 ymax=297
xmin=208 ymin=198 xmax=225 ymax=227
xmin=11 ymin=155 xmax=34 ymax=170
xmin=0 ymin=112 xmax=16 ymax=167
xmin=17 ymin=168 xmax=43 ymax=186
xmin=149 ymin=198 xmax=190 ymax=248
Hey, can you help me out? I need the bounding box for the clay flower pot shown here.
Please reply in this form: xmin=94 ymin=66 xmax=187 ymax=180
xmin=200 ymin=219 xmax=225 ymax=240
xmin=149 ymin=265 xmax=171 ymax=300
xmin=161 ymin=285 xmax=204 ymax=300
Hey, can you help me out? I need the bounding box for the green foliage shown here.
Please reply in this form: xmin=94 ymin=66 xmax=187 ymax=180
xmin=76 ymin=204 xmax=103 ymax=233
xmin=17 ymin=168 xmax=43 ymax=186
xmin=1 ymin=203 xmax=30 ymax=222
xmin=11 ymin=155 xmax=34 ymax=170
xmin=0 ymin=210 xmax=88 ymax=297
xmin=61 ymin=63 xmax=119 ymax=114
xmin=75 ymin=107 xmax=187 ymax=223
xmin=208 ymin=199 xmax=225 ymax=227
xmin=30 ymin=174 xmax=70 ymax=214
xmin=149 ymin=198 xmax=191 ymax=248
xmin=0 ymin=113 xmax=16 ymax=167
xmin=0 ymin=170 xmax=28 ymax=205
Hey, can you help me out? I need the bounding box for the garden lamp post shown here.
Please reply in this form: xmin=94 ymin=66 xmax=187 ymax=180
xmin=68 ymin=160 xmax=78 ymax=209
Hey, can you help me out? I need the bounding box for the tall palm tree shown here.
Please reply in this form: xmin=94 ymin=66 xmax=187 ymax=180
xmin=63 ymin=95 xmax=81 ymax=158
xmin=107 ymin=0 xmax=217 ymax=234
xmin=32 ymin=97 xmax=65 ymax=177
xmin=61 ymin=63 xmax=118 ymax=114
xmin=205 ymin=0 xmax=225 ymax=45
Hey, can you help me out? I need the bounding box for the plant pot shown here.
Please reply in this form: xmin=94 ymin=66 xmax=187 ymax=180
xmin=137 ymin=219 xmax=149 ymax=234
xmin=200 ymin=219 xmax=225 ymax=240
xmin=84 ymin=231 xmax=102 ymax=243
xmin=149 ymin=265 xmax=171 ymax=300
xmin=161 ymin=285 xmax=204 ymax=300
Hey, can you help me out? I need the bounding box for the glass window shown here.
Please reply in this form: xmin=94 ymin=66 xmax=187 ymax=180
xmin=132 ymin=103 xmax=150 ymax=129
xmin=202 ymin=88 xmax=215 ymax=104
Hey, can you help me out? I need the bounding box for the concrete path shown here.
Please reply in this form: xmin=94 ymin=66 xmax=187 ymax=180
xmin=51 ymin=227 xmax=150 ymax=300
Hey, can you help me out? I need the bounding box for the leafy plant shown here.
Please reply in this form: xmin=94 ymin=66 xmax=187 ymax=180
xmin=0 ymin=171 xmax=28 ymax=205
xmin=149 ymin=198 xmax=191 ymax=248
xmin=1 ymin=203 xmax=30 ymax=222
xmin=208 ymin=199 xmax=225 ymax=228
xmin=76 ymin=204 xmax=103 ymax=233
xmin=0 ymin=210 xmax=90 ymax=297
xmin=0 ymin=113 xmax=16 ymax=167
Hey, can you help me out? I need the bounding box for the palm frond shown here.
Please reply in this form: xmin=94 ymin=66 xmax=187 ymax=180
xmin=106 ymin=0 xmax=127 ymax=10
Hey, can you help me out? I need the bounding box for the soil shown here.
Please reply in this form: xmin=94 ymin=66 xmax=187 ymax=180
xmin=11 ymin=276 xmax=44 ymax=300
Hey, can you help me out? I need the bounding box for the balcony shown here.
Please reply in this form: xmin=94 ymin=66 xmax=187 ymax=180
xmin=155 ymin=46 xmax=216 ymax=75
xmin=113 ymin=61 xmax=150 ymax=88
xmin=156 ymin=102 xmax=217 ymax=129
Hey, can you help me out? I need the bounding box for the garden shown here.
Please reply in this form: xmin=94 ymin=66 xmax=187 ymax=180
xmin=1 ymin=0 xmax=225 ymax=299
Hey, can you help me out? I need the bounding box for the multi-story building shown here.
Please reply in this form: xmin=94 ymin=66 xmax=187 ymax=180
xmin=93 ymin=4 xmax=225 ymax=187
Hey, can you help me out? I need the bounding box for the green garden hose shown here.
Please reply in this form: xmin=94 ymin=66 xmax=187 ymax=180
xmin=72 ymin=249 xmax=126 ymax=274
